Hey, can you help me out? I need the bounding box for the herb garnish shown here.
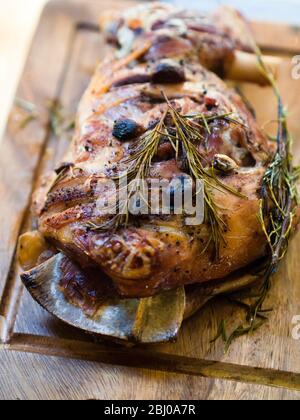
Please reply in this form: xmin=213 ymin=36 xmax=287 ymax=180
xmin=165 ymin=97 xmax=245 ymax=259
xmin=87 ymin=111 xmax=168 ymax=232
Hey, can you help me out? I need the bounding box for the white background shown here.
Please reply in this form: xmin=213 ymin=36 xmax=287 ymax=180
xmin=0 ymin=0 xmax=300 ymax=140
xmin=173 ymin=0 xmax=300 ymax=25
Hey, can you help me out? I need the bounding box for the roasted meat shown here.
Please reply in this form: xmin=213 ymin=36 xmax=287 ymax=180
xmin=28 ymin=3 xmax=275 ymax=299
xmin=100 ymin=2 xmax=253 ymax=77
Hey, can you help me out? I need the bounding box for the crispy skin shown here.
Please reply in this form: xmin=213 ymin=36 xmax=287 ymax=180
xmin=35 ymin=3 xmax=273 ymax=298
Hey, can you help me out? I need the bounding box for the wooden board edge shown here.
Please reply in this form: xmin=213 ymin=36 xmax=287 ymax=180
xmin=2 ymin=333 xmax=300 ymax=392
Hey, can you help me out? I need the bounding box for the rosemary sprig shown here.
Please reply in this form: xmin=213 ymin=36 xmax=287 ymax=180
xmin=165 ymin=97 xmax=246 ymax=258
xmin=213 ymin=32 xmax=299 ymax=351
xmin=15 ymin=98 xmax=75 ymax=133
xmin=89 ymin=96 xmax=246 ymax=259
xmin=87 ymin=114 xmax=167 ymax=232
xmin=121 ymin=111 xmax=167 ymax=181
xmin=47 ymin=99 xmax=75 ymax=137
xmin=18 ymin=114 xmax=38 ymax=130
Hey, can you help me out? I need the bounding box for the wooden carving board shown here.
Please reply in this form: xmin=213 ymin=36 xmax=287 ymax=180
xmin=0 ymin=0 xmax=300 ymax=400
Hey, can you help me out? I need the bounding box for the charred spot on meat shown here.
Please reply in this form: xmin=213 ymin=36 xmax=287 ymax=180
xmin=112 ymin=73 xmax=151 ymax=88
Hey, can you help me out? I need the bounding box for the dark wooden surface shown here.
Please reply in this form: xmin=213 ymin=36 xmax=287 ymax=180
xmin=1 ymin=0 xmax=300 ymax=400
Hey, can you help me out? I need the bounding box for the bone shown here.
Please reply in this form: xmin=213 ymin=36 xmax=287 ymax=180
xmin=227 ymin=50 xmax=281 ymax=85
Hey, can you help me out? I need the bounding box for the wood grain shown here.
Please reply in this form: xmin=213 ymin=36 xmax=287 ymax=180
xmin=3 ymin=334 xmax=300 ymax=391
xmin=0 ymin=0 xmax=300 ymax=400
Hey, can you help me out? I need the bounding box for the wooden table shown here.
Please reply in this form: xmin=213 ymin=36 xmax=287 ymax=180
xmin=1 ymin=0 xmax=300 ymax=400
